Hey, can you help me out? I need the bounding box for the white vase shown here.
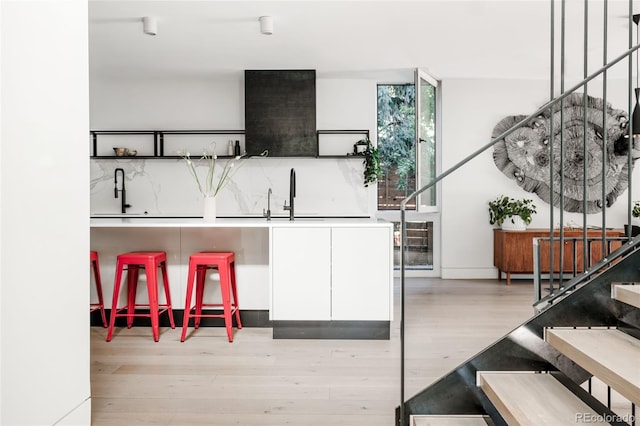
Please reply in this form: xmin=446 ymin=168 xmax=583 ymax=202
xmin=501 ymin=215 xmax=526 ymax=231
xmin=203 ymin=196 xmax=217 ymax=222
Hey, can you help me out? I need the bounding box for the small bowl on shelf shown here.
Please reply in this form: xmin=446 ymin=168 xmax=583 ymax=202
xmin=113 ymin=147 xmax=128 ymax=157
xmin=127 ymin=149 xmax=138 ymax=156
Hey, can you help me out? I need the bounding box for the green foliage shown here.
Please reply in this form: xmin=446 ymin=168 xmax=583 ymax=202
xmin=377 ymin=85 xmax=416 ymax=190
xmin=633 ymin=201 xmax=640 ymax=218
xmin=362 ymin=138 xmax=382 ymax=187
xmin=376 ymin=83 xmax=437 ymax=193
xmin=488 ymin=195 xmax=537 ymax=226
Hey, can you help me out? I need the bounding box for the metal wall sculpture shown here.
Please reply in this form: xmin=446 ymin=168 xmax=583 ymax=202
xmin=492 ymin=93 xmax=640 ymax=213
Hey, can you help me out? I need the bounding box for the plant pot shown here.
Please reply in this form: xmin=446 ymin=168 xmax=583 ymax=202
xmin=501 ymin=216 xmax=526 ymax=231
xmin=624 ymin=224 xmax=640 ymax=237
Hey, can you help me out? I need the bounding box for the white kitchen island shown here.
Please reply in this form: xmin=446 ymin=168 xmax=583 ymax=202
xmin=90 ymin=217 xmax=394 ymax=339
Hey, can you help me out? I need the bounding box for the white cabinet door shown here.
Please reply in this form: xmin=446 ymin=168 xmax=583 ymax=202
xmin=331 ymin=227 xmax=392 ymax=321
xmin=271 ymin=227 xmax=331 ymax=320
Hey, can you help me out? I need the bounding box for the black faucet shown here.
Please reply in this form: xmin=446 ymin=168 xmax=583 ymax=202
xmin=263 ymin=188 xmax=272 ymax=221
xmin=114 ymin=168 xmax=131 ymax=214
xmin=283 ymin=168 xmax=296 ymax=221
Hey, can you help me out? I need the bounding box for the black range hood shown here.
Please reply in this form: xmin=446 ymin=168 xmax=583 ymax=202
xmin=244 ymin=70 xmax=317 ymax=157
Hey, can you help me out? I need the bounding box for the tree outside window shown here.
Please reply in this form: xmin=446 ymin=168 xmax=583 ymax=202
xmin=377 ymin=84 xmax=416 ymax=210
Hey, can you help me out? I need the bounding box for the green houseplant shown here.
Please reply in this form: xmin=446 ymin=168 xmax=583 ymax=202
xmin=488 ymin=195 xmax=537 ymax=230
xmin=625 ymin=201 xmax=640 ymax=237
xmin=361 ymin=138 xmax=382 ymax=187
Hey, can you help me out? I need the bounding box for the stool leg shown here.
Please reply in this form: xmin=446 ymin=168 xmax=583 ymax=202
xmin=230 ymin=261 xmax=242 ymax=329
xmin=194 ymin=265 xmax=207 ymax=329
xmin=126 ymin=266 xmax=139 ymax=329
xmin=92 ymin=258 xmax=108 ymax=328
xmin=160 ymin=260 xmax=175 ymax=329
xmin=181 ymin=257 xmax=197 ymax=342
xmin=106 ymin=258 xmax=124 ymax=342
xmin=219 ymin=263 xmax=234 ymax=342
xmin=145 ymin=260 xmax=160 ymax=342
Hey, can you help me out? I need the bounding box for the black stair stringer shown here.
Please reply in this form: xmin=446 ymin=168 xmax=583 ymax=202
xmin=398 ymin=247 xmax=640 ymax=426
xmin=552 ymin=372 xmax=632 ymax=426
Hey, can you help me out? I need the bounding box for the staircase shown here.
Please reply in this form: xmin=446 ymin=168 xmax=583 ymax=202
xmin=397 ymin=0 xmax=640 ymax=423
xmin=401 ymin=248 xmax=640 ymax=425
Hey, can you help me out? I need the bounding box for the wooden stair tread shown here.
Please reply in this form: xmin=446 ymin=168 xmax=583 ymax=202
xmin=411 ymin=415 xmax=489 ymax=425
xmin=478 ymin=372 xmax=608 ymax=425
xmin=612 ymin=283 xmax=640 ymax=309
xmin=546 ymin=328 xmax=640 ymax=405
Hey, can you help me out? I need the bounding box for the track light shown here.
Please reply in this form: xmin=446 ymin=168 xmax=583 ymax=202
xmin=142 ymin=16 xmax=157 ymax=36
xmin=259 ymin=16 xmax=273 ymax=35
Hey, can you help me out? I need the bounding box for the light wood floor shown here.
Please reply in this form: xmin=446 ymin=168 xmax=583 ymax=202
xmin=90 ymin=278 xmax=535 ymax=425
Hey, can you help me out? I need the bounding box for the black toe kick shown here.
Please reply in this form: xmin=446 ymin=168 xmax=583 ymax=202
xmin=272 ymin=320 xmax=390 ymax=340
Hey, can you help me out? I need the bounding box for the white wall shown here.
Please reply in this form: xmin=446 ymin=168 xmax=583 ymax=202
xmin=1 ymin=1 xmax=91 ymax=424
xmin=89 ymin=75 xmax=378 ymax=217
xmin=440 ymin=78 xmax=639 ymax=278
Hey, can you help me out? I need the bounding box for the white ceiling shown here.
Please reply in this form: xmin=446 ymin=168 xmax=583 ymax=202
xmin=89 ymin=0 xmax=638 ymax=82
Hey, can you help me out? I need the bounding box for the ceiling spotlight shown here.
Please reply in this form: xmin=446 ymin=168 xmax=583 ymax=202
xmin=259 ymin=16 xmax=273 ymax=35
xmin=142 ymin=16 xmax=157 ymax=36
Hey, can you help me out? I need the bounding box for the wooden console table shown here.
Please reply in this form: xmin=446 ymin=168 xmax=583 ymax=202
xmin=493 ymin=228 xmax=624 ymax=285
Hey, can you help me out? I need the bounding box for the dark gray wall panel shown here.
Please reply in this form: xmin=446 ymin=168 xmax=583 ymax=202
xmin=245 ymin=70 xmax=317 ymax=157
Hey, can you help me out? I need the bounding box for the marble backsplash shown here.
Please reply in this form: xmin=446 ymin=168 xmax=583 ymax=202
xmin=90 ymin=157 xmax=369 ymax=217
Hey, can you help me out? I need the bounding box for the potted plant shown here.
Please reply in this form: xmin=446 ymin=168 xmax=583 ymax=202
xmin=178 ymin=143 xmax=267 ymax=221
xmin=625 ymin=201 xmax=640 ymax=237
xmin=488 ymin=195 xmax=537 ymax=230
xmin=361 ymin=138 xmax=382 ymax=187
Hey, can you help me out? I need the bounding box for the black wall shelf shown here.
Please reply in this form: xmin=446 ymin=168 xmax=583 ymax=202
xmin=90 ymin=129 xmax=370 ymax=159
xmin=316 ymin=129 xmax=369 ymax=158
xmin=90 ymin=130 xmax=245 ymax=159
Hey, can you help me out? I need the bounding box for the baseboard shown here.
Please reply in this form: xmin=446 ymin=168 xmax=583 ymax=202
xmin=92 ymin=311 xmax=390 ymax=340
xmin=91 ymin=309 xmax=271 ymax=328
xmin=272 ymin=320 xmax=390 ymax=340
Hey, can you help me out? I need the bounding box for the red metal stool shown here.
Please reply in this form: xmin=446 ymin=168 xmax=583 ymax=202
xmin=90 ymin=251 xmax=108 ymax=328
xmin=106 ymin=251 xmax=175 ymax=342
xmin=181 ymin=252 xmax=242 ymax=342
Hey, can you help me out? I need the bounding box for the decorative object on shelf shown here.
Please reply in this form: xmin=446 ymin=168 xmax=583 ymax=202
xmin=492 ymin=93 xmax=638 ymax=213
xmin=227 ymin=140 xmax=234 ymax=156
xmin=234 ymin=140 xmax=241 ymax=157
xmin=488 ymin=195 xmax=537 ymax=230
xmin=113 ymin=147 xmax=128 ymax=156
xmin=127 ymin=149 xmax=137 ymax=156
xmin=353 ymin=139 xmax=368 ymax=155
xmin=362 ymin=138 xmax=382 ymax=187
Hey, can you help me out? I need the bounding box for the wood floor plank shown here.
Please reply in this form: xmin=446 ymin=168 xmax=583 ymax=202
xmin=91 ymin=278 xmax=535 ymax=425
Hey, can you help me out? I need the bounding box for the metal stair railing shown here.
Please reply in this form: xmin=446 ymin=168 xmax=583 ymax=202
xmin=397 ymin=3 xmax=640 ymax=422
xmin=533 ymin=235 xmax=640 ymax=312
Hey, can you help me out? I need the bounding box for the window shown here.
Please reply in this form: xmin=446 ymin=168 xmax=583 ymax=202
xmin=377 ymin=84 xmax=416 ymax=210
xmin=376 ymin=70 xmax=439 ymax=273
